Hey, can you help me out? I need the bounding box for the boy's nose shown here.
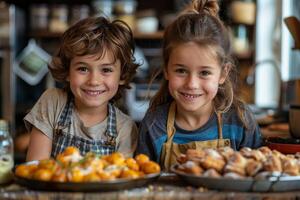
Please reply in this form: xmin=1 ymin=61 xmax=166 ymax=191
xmin=88 ymin=73 xmax=101 ymax=85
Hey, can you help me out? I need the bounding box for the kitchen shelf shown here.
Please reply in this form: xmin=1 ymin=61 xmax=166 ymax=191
xmin=29 ymin=30 xmax=164 ymax=40
xmin=133 ymin=31 xmax=163 ymax=40
xmin=29 ymin=31 xmax=62 ymax=38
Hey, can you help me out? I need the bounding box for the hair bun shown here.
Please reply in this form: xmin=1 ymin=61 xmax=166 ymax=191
xmin=189 ymin=0 xmax=219 ymax=17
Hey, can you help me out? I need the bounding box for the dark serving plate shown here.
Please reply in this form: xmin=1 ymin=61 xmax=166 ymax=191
xmin=14 ymin=161 xmax=160 ymax=192
xmin=170 ymin=164 xmax=300 ymax=192
xmin=264 ymin=137 xmax=300 ymax=154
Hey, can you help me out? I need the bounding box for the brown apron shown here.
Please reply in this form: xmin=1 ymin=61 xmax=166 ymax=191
xmin=160 ymin=102 xmax=231 ymax=171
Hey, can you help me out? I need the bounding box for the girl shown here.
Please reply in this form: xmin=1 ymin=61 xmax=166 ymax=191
xmin=136 ymin=0 xmax=262 ymax=170
xmin=25 ymin=16 xmax=139 ymax=161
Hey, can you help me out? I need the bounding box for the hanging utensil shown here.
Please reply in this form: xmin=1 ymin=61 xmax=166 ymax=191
xmin=284 ymin=16 xmax=300 ymax=50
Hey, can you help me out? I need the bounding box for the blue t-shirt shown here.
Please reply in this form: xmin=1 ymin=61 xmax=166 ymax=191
xmin=135 ymin=102 xmax=262 ymax=163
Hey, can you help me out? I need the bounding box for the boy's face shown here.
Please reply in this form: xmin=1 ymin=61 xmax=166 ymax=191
xmin=68 ymin=51 xmax=124 ymax=111
xmin=164 ymin=42 xmax=226 ymax=115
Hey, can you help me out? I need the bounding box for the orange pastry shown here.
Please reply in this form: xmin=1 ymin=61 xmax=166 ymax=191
xmin=15 ymin=164 xmax=37 ymax=179
xmin=125 ymin=157 xmax=140 ymax=171
xmin=140 ymin=161 xmax=161 ymax=174
xmin=135 ymin=154 xmax=150 ymax=166
xmin=120 ymin=169 xmax=140 ymax=179
xmin=32 ymin=168 xmax=53 ymax=181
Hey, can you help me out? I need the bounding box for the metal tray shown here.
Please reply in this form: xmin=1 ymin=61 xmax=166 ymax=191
xmin=170 ymin=164 xmax=300 ymax=192
xmin=14 ymin=161 xmax=160 ymax=192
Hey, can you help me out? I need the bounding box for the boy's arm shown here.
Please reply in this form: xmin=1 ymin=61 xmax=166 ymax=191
xmin=26 ymin=126 xmax=52 ymax=161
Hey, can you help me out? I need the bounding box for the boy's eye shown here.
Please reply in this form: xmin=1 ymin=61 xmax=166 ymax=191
xmin=102 ymin=67 xmax=113 ymax=73
xmin=77 ymin=66 xmax=88 ymax=72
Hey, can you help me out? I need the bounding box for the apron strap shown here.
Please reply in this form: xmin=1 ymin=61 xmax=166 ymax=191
xmin=216 ymin=112 xmax=223 ymax=148
xmin=57 ymin=94 xmax=73 ymax=128
xmin=105 ymin=103 xmax=118 ymax=147
xmin=160 ymin=101 xmax=177 ymax=170
xmin=217 ymin=112 xmax=223 ymax=139
xmin=166 ymin=101 xmax=176 ymax=140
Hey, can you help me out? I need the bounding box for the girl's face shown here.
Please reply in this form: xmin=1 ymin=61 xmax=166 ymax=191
xmin=165 ymin=42 xmax=227 ymax=115
xmin=68 ymin=51 xmax=124 ymax=111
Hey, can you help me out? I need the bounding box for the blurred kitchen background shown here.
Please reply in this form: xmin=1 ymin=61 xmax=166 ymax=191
xmin=0 ymin=0 xmax=300 ymax=161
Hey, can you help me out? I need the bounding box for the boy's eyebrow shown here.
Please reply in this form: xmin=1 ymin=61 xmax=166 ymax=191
xmin=73 ymin=61 xmax=117 ymax=67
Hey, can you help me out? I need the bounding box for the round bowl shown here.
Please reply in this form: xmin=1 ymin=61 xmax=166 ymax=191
xmin=289 ymin=105 xmax=300 ymax=138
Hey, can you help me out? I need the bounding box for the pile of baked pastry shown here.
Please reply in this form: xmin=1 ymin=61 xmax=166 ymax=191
xmin=15 ymin=146 xmax=161 ymax=182
xmin=176 ymin=146 xmax=300 ymax=179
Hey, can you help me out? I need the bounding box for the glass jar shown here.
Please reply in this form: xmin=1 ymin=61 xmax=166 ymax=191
xmin=49 ymin=4 xmax=69 ymax=33
xmin=230 ymin=0 xmax=256 ymax=25
xmin=0 ymin=119 xmax=14 ymax=184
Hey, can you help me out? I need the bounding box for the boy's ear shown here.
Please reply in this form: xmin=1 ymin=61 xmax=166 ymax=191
xmin=219 ymin=63 xmax=231 ymax=84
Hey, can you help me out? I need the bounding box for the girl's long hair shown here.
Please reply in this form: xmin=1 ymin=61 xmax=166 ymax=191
xmin=149 ymin=0 xmax=249 ymax=128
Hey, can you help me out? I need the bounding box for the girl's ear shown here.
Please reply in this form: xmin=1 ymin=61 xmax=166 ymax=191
xmin=119 ymin=79 xmax=126 ymax=85
xmin=163 ymin=68 xmax=169 ymax=80
xmin=219 ymin=63 xmax=231 ymax=84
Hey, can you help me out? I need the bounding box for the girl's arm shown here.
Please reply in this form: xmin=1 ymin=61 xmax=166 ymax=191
xmin=26 ymin=127 xmax=52 ymax=161
xmin=135 ymin=121 xmax=157 ymax=161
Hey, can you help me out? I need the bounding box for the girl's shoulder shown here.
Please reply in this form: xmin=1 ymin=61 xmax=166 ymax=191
xmin=141 ymin=102 xmax=170 ymax=127
xmin=223 ymin=104 xmax=256 ymax=127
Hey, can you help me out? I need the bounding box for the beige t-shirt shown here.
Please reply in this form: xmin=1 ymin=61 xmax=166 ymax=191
xmin=24 ymin=88 xmax=138 ymax=157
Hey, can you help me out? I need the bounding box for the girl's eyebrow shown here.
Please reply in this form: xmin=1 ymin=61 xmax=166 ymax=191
xmin=201 ymin=66 xmax=214 ymax=69
xmin=173 ymin=63 xmax=186 ymax=67
xmin=174 ymin=64 xmax=214 ymax=69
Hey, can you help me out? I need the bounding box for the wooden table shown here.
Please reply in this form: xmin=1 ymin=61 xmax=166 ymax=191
xmin=2 ymin=175 xmax=300 ymax=200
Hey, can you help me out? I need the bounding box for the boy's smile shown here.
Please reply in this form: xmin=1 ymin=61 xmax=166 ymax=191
xmin=68 ymin=51 xmax=122 ymax=112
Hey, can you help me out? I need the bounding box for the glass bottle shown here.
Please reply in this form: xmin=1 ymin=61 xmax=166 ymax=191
xmin=0 ymin=119 xmax=14 ymax=184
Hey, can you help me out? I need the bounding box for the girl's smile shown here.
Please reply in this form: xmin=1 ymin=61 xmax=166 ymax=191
xmin=179 ymin=92 xmax=202 ymax=102
xmin=165 ymin=42 xmax=226 ymax=115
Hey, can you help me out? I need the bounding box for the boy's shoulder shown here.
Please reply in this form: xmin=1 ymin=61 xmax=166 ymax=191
xmin=42 ymin=88 xmax=67 ymax=99
xmin=39 ymin=88 xmax=68 ymax=107
xmin=114 ymin=106 xmax=135 ymax=124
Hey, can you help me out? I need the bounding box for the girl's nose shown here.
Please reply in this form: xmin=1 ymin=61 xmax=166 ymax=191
xmin=186 ymin=74 xmax=199 ymax=89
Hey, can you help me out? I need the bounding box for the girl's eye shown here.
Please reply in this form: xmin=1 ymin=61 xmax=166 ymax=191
xmin=200 ymin=70 xmax=211 ymax=76
xmin=175 ymin=68 xmax=187 ymax=74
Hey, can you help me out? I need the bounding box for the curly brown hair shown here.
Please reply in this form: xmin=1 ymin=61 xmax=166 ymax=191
xmin=49 ymin=16 xmax=139 ymax=101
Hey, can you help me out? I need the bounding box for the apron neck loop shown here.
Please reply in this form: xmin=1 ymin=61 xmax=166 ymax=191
xmin=57 ymin=94 xmax=74 ymax=128
xmin=216 ymin=112 xmax=223 ymax=140
xmin=166 ymin=101 xmax=176 ymax=139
